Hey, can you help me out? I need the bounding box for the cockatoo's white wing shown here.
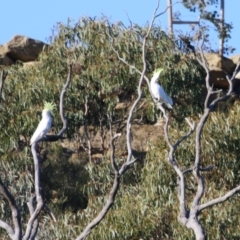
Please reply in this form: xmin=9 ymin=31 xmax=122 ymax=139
xmin=30 ymin=117 xmax=52 ymax=145
xmin=151 ymin=82 xmax=173 ymax=108
xmin=150 ymin=68 xmax=173 ymax=109
xmin=159 ymin=85 xmax=173 ymax=107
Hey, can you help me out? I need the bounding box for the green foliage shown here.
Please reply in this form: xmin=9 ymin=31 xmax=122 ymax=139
xmin=182 ymin=0 xmax=234 ymax=54
xmin=30 ymin=101 xmax=240 ymax=239
xmin=41 ymin=144 xmax=89 ymax=213
xmin=0 ymin=15 xmax=238 ymax=240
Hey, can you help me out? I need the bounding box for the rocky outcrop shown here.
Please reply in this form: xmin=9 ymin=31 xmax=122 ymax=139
xmin=202 ymin=53 xmax=240 ymax=89
xmin=0 ymin=45 xmax=14 ymax=65
xmin=203 ymin=53 xmax=240 ymax=89
xmin=229 ymin=54 xmax=240 ymax=65
xmin=0 ymin=35 xmax=48 ymax=65
xmin=208 ymin=66 xmax=230 ymax=89
xmin=204 ymin=53 xmax=236 ymax=74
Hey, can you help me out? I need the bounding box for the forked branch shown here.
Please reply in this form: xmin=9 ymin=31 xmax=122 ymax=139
xmin=0 ymin=178 xmax=21 ymax=240
xmin=76 ymin=2 xmax=163 ymax=239
xmin=23 ymin=64 xmax=73 ymax=240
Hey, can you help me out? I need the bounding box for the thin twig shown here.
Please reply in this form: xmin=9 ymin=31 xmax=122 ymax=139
xmin=183 ymin=165 xmax=214 ymax=175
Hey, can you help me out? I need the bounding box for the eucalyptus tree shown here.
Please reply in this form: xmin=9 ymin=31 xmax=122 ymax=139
xmin=1 ymin=1 xmax=239 ymax=239
xmin=109 ymin=2 xmax=240 ymax=240
xmin=182 ymin=0 xmax=233 ymax=55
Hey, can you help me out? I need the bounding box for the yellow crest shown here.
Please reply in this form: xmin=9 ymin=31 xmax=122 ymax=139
xmin=43 ymin=101 xmax=56 ymax=111
xmin=153 ymin=68 xmax=164 ymax=77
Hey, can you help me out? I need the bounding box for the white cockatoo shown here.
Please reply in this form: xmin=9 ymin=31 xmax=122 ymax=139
xmin=30 ymin=102 xmax=56 ymax=145
xmin=150 ymin=68 xmax=173 ymax=108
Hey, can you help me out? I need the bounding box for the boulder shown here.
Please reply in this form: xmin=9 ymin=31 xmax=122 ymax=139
xmin=209 ymin=66 xmax=229 ymax=89
xmin=229 ymin=54 xmax=240 ymax=65
xmin=204 ymin=53 xmax=236 ymax=74
xmin=0 ymin=45 xmax=14 ymax=65
xmin=5 ymin=35 xmax=47 ymax=62
xmin=208 ymin=66 xmax=240 ymax=89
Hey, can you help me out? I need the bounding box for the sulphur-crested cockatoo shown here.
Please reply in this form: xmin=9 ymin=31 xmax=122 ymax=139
xmin=30 ymin=102 xmax=56 ymax=145
xmin=150 ymin=68 xmax=173 ymax=108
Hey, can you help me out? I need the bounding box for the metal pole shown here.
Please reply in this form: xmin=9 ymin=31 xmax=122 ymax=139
xmin=219 ymin=0 xmax=224 ymax=56
xmin=167 ymin=0 xmax=173 ymax=36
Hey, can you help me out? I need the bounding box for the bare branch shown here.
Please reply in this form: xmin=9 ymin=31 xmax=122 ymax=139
xmin=108 ymin=42 xmax=150 ymax=86
xmin=159 ymin=103 xmax=189 ymax=222
xmin=58 ymin=63 xmax=72 ymax=136
xmin=76 ymin=172 xmax=121 ymax=240
xmin=124 ymin=0 xmax=160 ymax=163
xmin=76 ymin=2 xmax=162 ymax=239
xmin=26 ymin=195 xmax=39 ymax=240
xmin=0 ymin=176 xmax=22 ymax=240
xmin=36 ymin=64 xmax=73 ymax=144
xmin=198 ymin=185 xmax=240 ymax=212
xmin=24 ymin=64 xmax=73 ymax=239
xmin=109 ymin=114 xmax=120 ymax=173
xmin=155 ymin=1 xmax=180 ymax=19
xmin=0 ymin=178 xmax=20 ymax=239
xmin=183 ymin=165 xmax=214 ymax=175
xmin=44 ymin=204 xmax=57 ymax=223
xmin=231 ymin=57 xmax=240 ymax=80
xmin=0 ymin=220 xmax=14 ymax=238
xmin=191 ymin=36 xmax=238 ymax=211
xmin=0 ymin=70 xmax=7 ymax=103
xmin=23 ymin=143 xmax=44 ymax=240
xmin=185 ymin=117 xmax=195 ymax=130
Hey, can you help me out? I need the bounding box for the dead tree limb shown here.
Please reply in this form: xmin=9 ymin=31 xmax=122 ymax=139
xmin=159 ymin=31 xmax=240 ymax=240
xmin=76 ymin=1 xmax=166 ymax=239
xmin=0 ymin=70 xmax=22 ymax=240
xmin=23 ymin=64 xmax=72 ymax=240
xmin=0 ymin=178 xmax=22 ymax=240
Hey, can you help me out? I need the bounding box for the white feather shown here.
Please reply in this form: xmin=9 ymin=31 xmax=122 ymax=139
xmin=150 ymin=70 xmax=173 ymax=108
xmin=30 ymin=110 xmax=52 ymax=145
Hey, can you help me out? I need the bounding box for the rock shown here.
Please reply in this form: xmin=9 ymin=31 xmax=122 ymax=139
xmin=204 ymin=53 xmax=236 ymax=74
xmin=209 ymin=66 xmax=229 ymax=89
xmin=5 ymin=35 xmax=47 ymax=62
xmin=0 ymin=45 xmax=14 ymax=65
xmin=229 ymin=54 xmax=240 ymax=65
xmin=208 ymin=66 xmax=240 ymax=89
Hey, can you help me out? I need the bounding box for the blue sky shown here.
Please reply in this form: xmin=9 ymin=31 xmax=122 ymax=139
xmin=0 ymin=0 xmax=239 ymax=56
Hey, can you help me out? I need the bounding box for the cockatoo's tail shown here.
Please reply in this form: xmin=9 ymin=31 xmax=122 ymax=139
xmin=43 ymin=101 xmax=56 ymax=111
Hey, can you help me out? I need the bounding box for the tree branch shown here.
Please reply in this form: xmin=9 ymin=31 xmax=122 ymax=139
xmin=0 ymin=70 xmax=7 ymax=103
xmin=158 ymin=104 xmax=190 ymax=223
xmin=76 ymin=2 xmax=162 ymax=239
xmin=26 ymin=195 xmax=39 ymax=240
xmin=35 ymin=64 xmax=72 ymax=144
xmin=183 ymin=165 xmax=213 ymax=175
xmin=0 ymin=70 xmax=22 ymax=240
xmin=198 ymin=185 xmax=240 ymax=212
xmin=58 ymin=63 xmax=72 ymax=136
xmin=0 ymin=178 xmax=21 ymax=240
xmin=24 ymin=64 xmax=73 ymax=239
xmin=23 ymin=143 xmax=44 ymax=240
